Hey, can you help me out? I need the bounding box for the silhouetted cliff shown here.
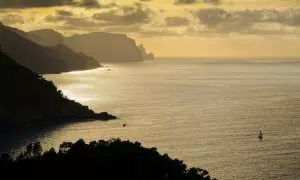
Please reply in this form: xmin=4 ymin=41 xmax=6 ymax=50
xmin=65 ymin=32 xmax=144 ymax=63
xmin=0 ymin=51 xmax=116 ymax=127
xmin=0 ymin=23 xmax=100 ymax=74
xmin=138 ymin=44 xmax=155 ymax=60
xmin=27 ymin=29 xmax=154 ymax=63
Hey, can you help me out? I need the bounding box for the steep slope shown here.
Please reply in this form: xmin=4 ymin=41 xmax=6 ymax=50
xmin=0 ymin=50 xmax=116 ymax=127
xmin=27 ymin=29 xmax=65 ymax=46
xmin=65 ymin=32 xmax=143 ymax=63
xmin=138 ymin=44 xmax=155 ymax=60
xmin=0 ymin=23 xmax=100 ymax=74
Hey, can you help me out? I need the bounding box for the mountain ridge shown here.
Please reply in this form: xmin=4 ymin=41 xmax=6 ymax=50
xmin=28 ymin=29 xmax=155 ymax=62
xmin=0 ymin=49 xmax=116 ymax=127
xmin=0 ymin=23 xmax=101 ymax=74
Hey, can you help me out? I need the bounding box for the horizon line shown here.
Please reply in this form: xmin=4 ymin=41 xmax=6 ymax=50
xmin=155 ymin=56 xmax=300 ymax=60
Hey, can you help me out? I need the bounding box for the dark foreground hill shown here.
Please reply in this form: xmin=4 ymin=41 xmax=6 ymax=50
xmin=0 ymin=139 xmax=216 ymax=180
xmin=0 ymin=51 xmax=116 ymax=127
xmin=0 ymin=22 xmax=100 ymax=74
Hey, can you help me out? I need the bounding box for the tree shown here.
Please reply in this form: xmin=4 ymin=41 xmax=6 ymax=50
xmin=33 ymin=142 xmax=42 ymax=157
xmin=26 ymin=143 xmax=34 ymax=157
xmin=0 ymin=139 xmax=216 ymax=180
xmin=0 ymin=153 xmax=12 ymax=164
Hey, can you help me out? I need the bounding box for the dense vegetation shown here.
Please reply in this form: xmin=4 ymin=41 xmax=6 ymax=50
xmin=0 ymin=51 xmax=116 ymax=126
xmin=0 ymin=139 xmax=216 ymax=180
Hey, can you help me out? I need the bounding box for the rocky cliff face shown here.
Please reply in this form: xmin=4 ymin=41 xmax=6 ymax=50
xmin=0 ymin=51 xmax=116 ymax=127
xmin=65 ymin=32 xmax=144 ymax=63
xmin=138 ymin=44 xmax=154 ymax=60
xmin=0 ymin=23 xmax=100 ymax=74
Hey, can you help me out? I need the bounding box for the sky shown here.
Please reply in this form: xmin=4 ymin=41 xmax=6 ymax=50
xmin=0 ymin=0 xmax=300 ymax=57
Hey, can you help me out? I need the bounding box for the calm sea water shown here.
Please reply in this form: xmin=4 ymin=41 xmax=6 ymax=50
xmin=1 ymin=59 xmax=300 ymax=180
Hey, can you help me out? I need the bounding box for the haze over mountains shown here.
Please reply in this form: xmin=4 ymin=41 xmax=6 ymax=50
xmin=29 ymin=29 xmax=154 ymax=63
xmin=0 ymin=22 xmax=154 ymax=74
xmin=0 ymin=22 xmax=100 ymax=74
xmin=65 ymin=32 xmax=144 ymax=63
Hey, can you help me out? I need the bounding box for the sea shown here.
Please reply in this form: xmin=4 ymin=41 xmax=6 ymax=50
xmin=1 ymin=59 xmax=300 ymax=180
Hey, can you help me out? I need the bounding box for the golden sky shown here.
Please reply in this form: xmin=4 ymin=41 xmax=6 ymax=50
xmin=0 ymin=0 xmax=300 ymax=57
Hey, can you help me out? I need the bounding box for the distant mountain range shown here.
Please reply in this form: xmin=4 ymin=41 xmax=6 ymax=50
xmin=64 ymin=32 xmax=144 ymax=63
xmin=0 ymin=22 xmax=100 ymax=74
xmin=28 ymin=29 xmax=155 ymax=62
xmin=27 ymin=29 xmax=65 ymax=47
xmin=0 ymin=22 xmax=154 ymax=74
xmin=0 ymin=50 xmax=116 ymax=127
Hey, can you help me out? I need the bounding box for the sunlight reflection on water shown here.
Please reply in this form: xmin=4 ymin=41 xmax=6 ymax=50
xmin=2 ymin=60 xmax=300 ymax=180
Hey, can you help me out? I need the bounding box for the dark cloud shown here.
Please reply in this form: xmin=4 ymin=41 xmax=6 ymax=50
xmin=175 ymin=0 xmax=197 ymax=5
xmin=44 ymin=11 xmax=98 ymax=28
xmin=203 ymin=0 xmax=221 ymax=5
xmin=0 ymin=0 xmax=116 ymax=9
xmin=43 ymin=3 xmax=154 ymax=32
xmin=92 ymin=3 xmax=154 ymax=25
xmin=165 ymin=16 xmax=190 ymax=26
xmin=44 ymin=15 xmax=66 ymax=23
xmin=138 ymin=29 xmax=180 ymax=37
xmin=175 ymin=0 xmax=221 ymax=5
xmin=193 ymin=8 xmax=300 ymax=34
xmin=56 ymin=10 xmax=73 ymax=17
xmin=0 ymin=14 xmax=24 ymax=25
xmin=76 ymin=0 xmax=99 ymax=8
xmin=102 ymin=25 xmax=142 ymax=33
xmin=0 ymin=0 xmax=74 ymax=9
xmin=74 ymin=0 xmax=117 ymax=9
xmin=63 ymin=17 xmax=99 ymax=27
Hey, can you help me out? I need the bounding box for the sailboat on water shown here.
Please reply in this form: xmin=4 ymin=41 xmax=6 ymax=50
xmin=258 ymin=130 xmax=263 ymax=139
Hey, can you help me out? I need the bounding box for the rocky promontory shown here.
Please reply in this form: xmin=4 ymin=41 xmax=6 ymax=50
xmin=64 ymin=32 xmax=144 ymax=63
xmin=138 ymin=44 xmax=155 ymax=60
xmin=0 ymin=50 xmax=116 ymax=127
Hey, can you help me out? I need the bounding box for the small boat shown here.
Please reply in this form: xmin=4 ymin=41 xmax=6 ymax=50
xmin=258 ymin=130 xmax=263 ymax=139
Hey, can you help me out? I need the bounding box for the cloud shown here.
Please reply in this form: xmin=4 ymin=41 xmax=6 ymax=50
xmin=42 ymin=2 xmax=156 ymax=33
xmin=0 ymin=14 xmax=24 ymax=25
xmin=203 ymin=0 xmax=221 ymax=5
xmin=101 ymin=25 xmax=142 ymax=33
xmin=165 ymin=16 xmax=190 ymax=26
xmin=192 ymin=8 xmax=300 ymax=35
xmin=56 ymin=10 xmax=73 ymax=17
xmin=92 ymin=3 xmax=154 ymax=25
xmin=175 ymin=0 xmax=221 ymax=5
xmin=74 ymin=0 xmax=117 ymax=9
xmin=76 ymin=0 xmax=99 ymax=8
xmin=0 ymin=0 xmax=116 ymax=9
xmin=0 ymin=0 xmax=74 ymax=9
xmin=175 ymin=0 xmax=197 ymax=5
xmin=138 ymin=29 xmax=180 ymax=37
xmin=44 ymin=11 xmax=98 ymax=28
